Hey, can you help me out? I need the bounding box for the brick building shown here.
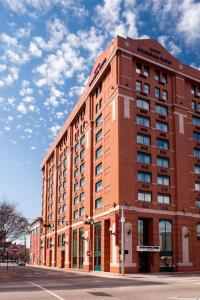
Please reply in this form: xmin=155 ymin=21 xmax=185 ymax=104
xmin=41 ymin=36 xmax=200 ymax=273
xmin=30 ymin=217 xmax=42 ymax=265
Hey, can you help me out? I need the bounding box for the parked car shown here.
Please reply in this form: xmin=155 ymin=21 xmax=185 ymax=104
xmin=17 ymin=260 xmax=26 ymax=266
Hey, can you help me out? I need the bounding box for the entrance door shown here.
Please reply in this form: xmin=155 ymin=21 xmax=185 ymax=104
xmin=94 ymin=222 xmax=101 ymax=271
xmin=139 ymin=252 xmax=149 ymax=272
xmin=61 ymin=251 xmax=65 ymax=268
xmin=49 ymin=250 xmax=52 ymax=267
xmin=79 ymin=228 xmax=84 ymax=269
xmin=73 ymin=230 xmax=77 ymax=268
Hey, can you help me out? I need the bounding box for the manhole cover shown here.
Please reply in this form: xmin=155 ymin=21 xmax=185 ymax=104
xmin=88 ymin=292 xmax=112 ymax=297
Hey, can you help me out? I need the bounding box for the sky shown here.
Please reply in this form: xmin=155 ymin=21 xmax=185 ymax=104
xmin=0 ymin=0 xmax=200 ymax=224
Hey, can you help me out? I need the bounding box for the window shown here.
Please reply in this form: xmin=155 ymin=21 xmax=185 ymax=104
xmin=194 ymin=148 xmax=200 ymax=158
xmin=195 ymin=165 xmax=200 ymax=174
xmin=137 ymin=133 xmax=151 ymax=145
xmin=155 ymin=87 xmax=160 ymax=98
xmin=156 ymin=104 xmax=168 ymax=116
xmin=99 ymin=99 xmax=102 ymax=109
xmin=195 ymin=182 xmax=200 ymax=191
xmin=191 ymin=85 xmax=195 ymax=95
xmin=96 ymin=163 xmax=102 ymax=175
xmin=75 ymin=142 xmax=79 ymax=152
xmin=193 ymin=132 xmax=200 ymax=141
xmin=157 ymin=175 xmax=170 ymax=186
xmin=137 ymin=115 xmax=150 ymax=127
xmin=157 ymin=156 xmax=169 ymax=168
xmin=96 ymin=113 xmax=102 ymax=127
xmin=74 ymin=155 xmax=79 ymax=165
xmin=63 ymin=169 xmax=67 ymax=177
xmin=155 ymin=70 xmax=160 ymax=81
xmin=162 ymin=90 xmax=168 ymax=100
xmin=62 ymin=217 xmax=66 ymax=225
xmin=74 ymin=210 xmax=79 ymax=219
xmin=63 ymin=192 xmax=66 ymax=200
xmin=96 ymin=180 xmax=102 ymax=192
xmin=96 ymin=146 xmax=103 ymax=158
xmin=159 ymin=219 xmax=172 ymax=257
xmin=80 ymin=134 xmax=85 ymax=145
xmin=74 ymin=169 xmax=79 ymax=178
xmin=58 ymin=235 xmax=61 ymax=247
xmin=74 ymin=182 xmax=79 ymax=191
xmin=156 ymin=121 xmax=168 ymax=132
xmin=59 ymin=195 xmax=62 ymax=202
xmin=63 ymin=181 xmax=66 ymax=188
xmin=74 ymin=196 xmax=79 ymax=205
xmin=196 ymin=199 xmax=200 ymax=209
xmin=80 ymin=192 xmax=85 ymax=202
xmin=162 ymin=73 xmax=167 ymax=84
xmin=144 ymin=83 xmax=150 ymax=94
xmin=136 ymin=80 xmax=142 ymax=92
xmin=136 ymin=63 xmax=142 ymax=74
xmin=80 ymin=177 xmax=85 ymax=187
xmin=96 ymin=129 xmax=102 ymax=143
xmin=157 ymin=138 xmax=169 ymax=150
xmin=80 ymin=163 xmax=85 ymax=174
xmin=137 ymin=171 xmax=151 ymax=183
xmin=95 ymin=197 xmax=102 ymax=209
xmin=137 ymin=152 xmax=151 ymax=164
xmin=63 ymin=204 xmax=66 ymax=212
xmin=63 ymin=157 xmax=67 ymax=166
xmin=144 ymin=66 xmax=149 ymax=77
xmin=138 ymin=191 xmax=151 ymax=202
xmin=158 ymin=194 xmax=170 ymax=204
xmin=192 ymin=101 xmax=196 ymax=110
xmin=197 ymin=223 xmax=200 ymax=240
xmin=62 ymin=234 xmax=65 ymax=246
xmin=192 ymin=116 xmax=200 ymax=126
xmin=136 ymin=98 xmax=150 ymax=110
xmin=79 ymin=207 xmax=84 ymax=217
xmin=80 ymin=148 xmax=85 ymax=159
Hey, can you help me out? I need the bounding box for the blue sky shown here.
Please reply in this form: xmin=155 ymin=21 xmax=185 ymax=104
xmin=0 ymin=0 xmax=200 ymax=223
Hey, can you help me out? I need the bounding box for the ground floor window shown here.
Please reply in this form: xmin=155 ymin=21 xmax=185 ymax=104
xmin=159 ymin=219 xmax=173 ymax=271
xmin=94 ymin=222 xmax=101 ymax=271
xmin=73 ymin=230 xmax=77 ymax=268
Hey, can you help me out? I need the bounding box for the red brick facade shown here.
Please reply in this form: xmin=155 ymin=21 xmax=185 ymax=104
xmin=30 ymin=217 xmax=42 ymax=265
xmin=41 ymin=36 xmax=200 ymax=273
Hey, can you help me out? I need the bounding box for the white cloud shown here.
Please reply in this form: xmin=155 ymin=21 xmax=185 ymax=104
xmin=49 ymin=124 xmax=61 ymax=136
xmin=95 ymin=0 xmax=139 ymax=39
xmin=17 ymin=102 xmax=27 ymax=114
xmin=30 ymin=146 xmax=36 ymax=150
xmin=0 ymin=64 xmax=7 ymax=72
xmin=4 ymin=126 xmax=11 ymax=131
xmin=7 ymin=116 xmax=14 ymax=122
xmin=24 ymin=128 xmax=33 ymax=133
xmin=69 ymin=86 xmax=84 ymax=97
xmin=55 ymin=112 xmax=64 ymax=119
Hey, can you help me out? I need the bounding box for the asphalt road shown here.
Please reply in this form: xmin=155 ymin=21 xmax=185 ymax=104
xmin=1 ymin=264 xmax=200 ymax=300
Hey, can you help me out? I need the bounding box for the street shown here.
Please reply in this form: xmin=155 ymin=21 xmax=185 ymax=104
xmin=1 ymin=264 xmax=200 ymax=300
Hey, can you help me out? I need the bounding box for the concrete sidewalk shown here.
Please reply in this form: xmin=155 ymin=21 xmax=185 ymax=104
xmin=27 ymin=264 xmax=199 ymax=281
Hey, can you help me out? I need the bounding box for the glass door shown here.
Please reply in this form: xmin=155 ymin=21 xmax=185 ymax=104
xmin=94 ymin=222 xmax=101 ymax=271
xmin=73 ymin=230 xmax=77 ymax=268
xmin=79 ymin=228 xmax=84 ymax=269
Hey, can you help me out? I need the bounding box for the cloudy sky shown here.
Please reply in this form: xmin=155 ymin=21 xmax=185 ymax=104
xmin=0 ymin=0 xmax=200 ymax=222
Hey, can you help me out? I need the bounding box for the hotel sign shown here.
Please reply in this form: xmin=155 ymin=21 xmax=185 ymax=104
xmin=137 ymin=245 xmax=160 ymax=252
xmin=137 ymin=46 xmax=172 ymax=65
xmin=89 ymin=58 xmax=107 ymax=87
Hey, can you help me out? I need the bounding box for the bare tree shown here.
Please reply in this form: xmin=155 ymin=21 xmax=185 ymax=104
xmin=0 ymin=199 xmax=29 ymax=257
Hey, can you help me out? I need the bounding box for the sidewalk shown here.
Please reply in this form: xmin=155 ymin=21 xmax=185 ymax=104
xmin=28 ymin=264 xmax=193 ymax=281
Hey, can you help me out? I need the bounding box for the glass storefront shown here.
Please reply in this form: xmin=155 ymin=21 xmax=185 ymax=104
xmin=159 ymin=219 xmax=173 ymax=272
xmin=73 ymin=230 xmax=77 ymax=268
xmin=79 ymin=228 xmax=84 ymax=269
xmin=94 ymin=222 xmax=101 ymax=271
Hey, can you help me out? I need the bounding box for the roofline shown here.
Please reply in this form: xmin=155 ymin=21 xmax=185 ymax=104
xmin=41 ymin=37 xmax=200 ymax=169
xmin=29 ymin=217 xmax=42 ymax=227
xmin=40 ymin=39 xmax=119 ymax=169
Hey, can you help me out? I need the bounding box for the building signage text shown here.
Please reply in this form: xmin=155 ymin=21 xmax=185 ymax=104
xmin=137 ymin=47 xmax=172 ymax=65
xmin=89 ymin=58 xmax=107 ymax=87
xmin=136 ymin=245 xmax=160 ymax=252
